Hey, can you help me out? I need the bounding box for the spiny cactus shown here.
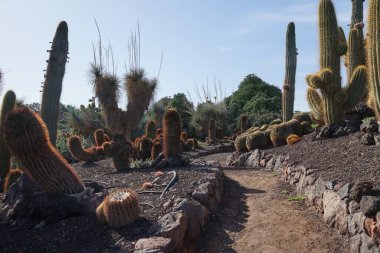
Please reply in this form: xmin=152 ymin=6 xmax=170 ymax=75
xmin=292 ymin=112 xmax=312 ymax=125
xmin=263 ymin=129 xmax=273 ymax=146
xmin=270 ymin=122 xmax=292 ymax=147
xmin=3 ymin=107 xmax=84 ymax=194
xmin=208 ymin=119 xmax=217 ymax=144
xmin=247 ymin=127 xmax=260 ymax=134
xmin=151 ymin=142 xmax=162 ymax=160
xmin=234 ymin=134 xmax=248 ymax=152
xmin=350 ymin=0 xmax=365 ymax=66
xmin=68 ymin=136 xmax=104 ymax=162
xmin=40 ymin=21 xmax=69 ymax=146
xmin=145 ymin=120 xmax=156 ymax=139
xmin=306 ymin=0 xmax=367 ymax=125
xmin=4 ymin=168 xmax=22 ymax=192
xmin=0 ymin=90 xmax=16 ymax=180
xmin=282 ymin=22 xmax=297 ymax=122
xmin=96 ymin=188 xmax=140 ymax=228
xmin=94 ymin=128 xmax=107 ymax=146
xmin=246 ymin=131 xmax=267 ymax=151
xmin=180 ymin=131 xmax=188 ymax=142
xmin=260 ymin=124 xmax=269 ymax=131
xmin=366 ymin=0 xmax=380 ymax=120
xmin=287 ymin=134 xmax=301 ymax=145
xmin=288 ymin=119 xmax=303 ymax=137
xmin=163 ymin=109 xmax=181 ymax=159
xmin=300 ymin=121 xmax=313 ymax=135
xmin=270 ymin=119 xmax=282 ymax=126
xmin=240 ymin=115 xmax=248 ymax=133
xmin=139 ymin=137 xmax=152 ymax=160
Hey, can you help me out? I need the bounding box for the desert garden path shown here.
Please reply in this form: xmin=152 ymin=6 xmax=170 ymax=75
xmin=196 ymin=153 xmax=349 ymax=253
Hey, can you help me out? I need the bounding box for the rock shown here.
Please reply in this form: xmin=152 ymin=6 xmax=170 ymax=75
xmin=323 ymin=190 xmax=349 ymax=234
xmin=361 ymin=232 xmax=380 ymax=253
xmin=172 ymin=198 xmax=209 ymax=240
xmin=244 ymin=149 xmax=261 ymax=168
xmin=266 ymin=157 xmax=275 ymax=171
xmin=348 ymin=212 xmax=365 ymax=236
xmin=361 ymin=119 xmax=379 ymax=133
xmin=337 ymin=183 xmax=353 ymax=200
xmin=304 ymin=177 xmax=325 ymax=208
xmin=350 ymin=181 xmax=374 ymax=202
xmin=134 ymin=237 xmax=174 ymax=253
xmin=360 ymin=196 xmax=380 ymax=216
xmin=350 ymin=234 xmax=362 ymax=253
xmin=148 ymin=211 xmax=188 ymax=249
xmin=361 ymin=132 xmax=376 ymax=145
xmin=225 ymin=152 xmax=241 ymax=167
xmin=349 ymin=200 xmax=360 ymax=214
xmin=163 ymin=199 xmax=174 ymax=209
xmin=274 ymin=155 xmax=286 ymax=172
xmin=374 ymin=134 xmax=380 ymax=146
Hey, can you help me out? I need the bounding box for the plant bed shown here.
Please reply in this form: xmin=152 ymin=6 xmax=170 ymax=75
xmin=0 ymin=158 xmax=224 ymax=253
xmin=226 ymin=132 xmax=380 ymax=252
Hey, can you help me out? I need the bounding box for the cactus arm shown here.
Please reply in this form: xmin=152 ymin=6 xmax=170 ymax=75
xmin=337 ymin=27 xmax=348 ymax=56
xmin=40 ymin=21 xmax=69 ymax=146
xmin=343 ymin=65 xmax=367 ymax=109
xmin=306 ymin=88 xmax=324 ymax=124
xmin=346 ymin=29 xmax=360 ymax=79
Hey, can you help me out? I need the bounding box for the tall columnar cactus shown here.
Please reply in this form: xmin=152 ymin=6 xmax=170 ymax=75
xmin=145 ymin=120 xmax=156 ymax=139
xmin=367 ymin=0 xmax=380 ymax=120
xmin=163 ymin=109 xmax=181 ymax=159
xmin=240 ymin=115 xmax=248 ymax=133
xmin=40 ymin=21 xmax=69 ymax=146
xmin=3 ymin=107 xmax=84 ymax=194
xmin=208 ymin=118 xmax=217 ymax=144
xmin=282 ymin=22 xmax=297 ymax=122
xmin=0 ymin=90 xmax=16 ymax=180
xmin=306 ymin=0 xmax=367 ymax=125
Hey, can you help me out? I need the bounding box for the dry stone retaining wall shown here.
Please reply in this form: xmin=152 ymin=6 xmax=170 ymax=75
xmin=226 ymin=150 xmax=380 ymax=253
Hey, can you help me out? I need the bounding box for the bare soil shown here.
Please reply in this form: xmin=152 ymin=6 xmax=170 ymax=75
xmin=197 ymin=153 xmax=350 ymax=253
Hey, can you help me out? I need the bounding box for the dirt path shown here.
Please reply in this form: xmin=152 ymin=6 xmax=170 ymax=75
xmin=196 ymin=153 xmax=349 ymax=253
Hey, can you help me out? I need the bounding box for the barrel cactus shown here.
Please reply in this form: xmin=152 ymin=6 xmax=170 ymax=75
xmin=234 ymin=134 xmax=248 ymax=152
xmin=145 ymin=120 xmax=156 ymax=139
xmin=292 ymin=112 xmax=312 ymax=125
xmin=270 ymin=122 xmax=292 ymax=147
xmin=288 ymin=119 xmax=303 ymax=137
xmin=246 ymin=131 xmax=267 ymax=151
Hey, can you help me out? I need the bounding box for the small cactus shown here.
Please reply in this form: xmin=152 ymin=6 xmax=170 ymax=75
xmin=68 ymin=136 xmax=104 ymax=162
xmin=3 ymin=107 xmax=84 ymax=194
xmin=240 ymin=115 xmax=248 ymax=133
xmin=246 ymin=131 xmax=267 ymax=151
xmin=208 ymin=119 xmax=217 ymax=144
xmin=300 ymin=121 xmax=313 ymax=135
xmin=94 ymin=129 xmax=107 ymax=146
xmin=4 ymin=168 xmax=22 ymax=192
xmin=151 ymin=142 xmax=162 ymax=160
xmin=145 ymin=120 xmax=156 ymax=139
xmin=139 ymin=137 xmax=153 ymax=160
xmin=96 ymin=188 xmax=140 ymax=228
xmin=163 ymin=109 xmax=181 ymax=159
xmin=0 ymin=90 xmax=16 ymax=180
xmin=292 ymin=112 xmax=312 ymax=125
xmin=40 ymin=21 xmax=69 ymax=146
xmin=270 ymin=122 xmax=292 ymax=147
xmin=287 ymin=134 xmax=301 ymax=145
xmin=234 ymin=134 xmax=248 ymax=152
xmin=288 ymin=119 xmax=303 ymax=137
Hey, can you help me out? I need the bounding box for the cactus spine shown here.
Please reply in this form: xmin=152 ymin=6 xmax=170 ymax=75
xmin=306 ymin=0 xmax=367 ymax=125
xmin=0 ymin=90 xmax=16 ymax=180
xmin=40 ymin=21 xmax=69 ymax=146
xmin=163 ymin=109 xmax=181 ymax=159
xmin=282 ymin=22 xmax=297 ymax=122
xmin=367 ymin=0 xmax=380 ymax=120
xmin=3 ymin=107 xmax=84 ymax=194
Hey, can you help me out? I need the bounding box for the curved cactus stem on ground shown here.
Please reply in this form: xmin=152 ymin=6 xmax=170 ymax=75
xmin=40 ymin=21 xmax=69 ymax=146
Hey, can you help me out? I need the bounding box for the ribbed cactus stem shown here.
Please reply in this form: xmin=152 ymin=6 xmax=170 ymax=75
xmin=282 ymin=22 xmax=297 ymax=122
xmin=3 ymin=107 xmax=84 ymax=195
xmin=240 ymin=115 xmax=248 ymax=133
xmin=367 ymin=0 xmax=380 ymax=120
xmin=351 ymin=0 xmax=364 ymax=29
xmin=163 ymin=109 xmax=181 ymax=159
xmin=0 ymin=90 xmax=16 ymax=179
xmin=347 ymin=29 xmax=359 ymax=79
xmin=145 ymin=120 xmax=156 ymax=139
xmin=40 ymin=21 xmax=69 ymax=146
xmin=208 ymin=119 xmax=216 ymax=144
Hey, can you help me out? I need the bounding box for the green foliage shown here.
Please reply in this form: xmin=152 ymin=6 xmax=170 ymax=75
xmin=288 ymin=195 xmax=305 ymax=201
xmin=56 ymin=130 xmax=93 ymax=163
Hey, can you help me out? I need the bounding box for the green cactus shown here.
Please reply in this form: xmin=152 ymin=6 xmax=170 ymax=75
xmin=270 ymin=119 xmax=282 ymax=126
xmin=3 ymin=107 xmax=84 ymax=194
xmin=263 ymin=129 xmax=272 ymax=146
xmin=163 ymin=109 xmax=181 ymax=159
xmin=282 ymin=22 xmax=297 ymax=122
xmin=350 ymin=0 xmax=365 ymax=65
xmin=234 ymin=134 xmax=248 ymax=152
xmin=300 ymin=121 xmax=313 ymax=135
xmin=246 ymin=131 xmax=267 ymax=151
xmin=288 ymin=119 xmax=303 ymax=137
xmin=306 ymin=0 xmax=367 ymax=125
xmin=292 ymin=112 xmax=312 ymax=125
xmin=145 ymin=120 xmax=156 ymax=139
xmin=270 ymin=122 xmax=292 ymax=147
xmin=139 ymin=137 xmax=153 ymax=160
xmin=0 ymin=90 xmax=16 ymax=180
xmin=367 ymin=0 xmax=380 ymax=120
xmin=40 ymin=21 xmax=69 ymax=146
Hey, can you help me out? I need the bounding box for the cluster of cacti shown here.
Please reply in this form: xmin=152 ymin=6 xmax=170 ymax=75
xmin=282 ymin=22 xmax=297 ymax=122
xmin=4 ymin=168 xmax=22 ymax=192
xmin=306 ymin=0 xmax=367 ymax=125
xmin=96 ymin=188 xmax=140 ymax=228
xmin=0 ymin=90 xmax=16 ymax=180
xmin=40 ymin=21 xmax=69 ymax=146
xmin=366 ymin=0 xmax=380 ymax=121
xmin=2 ymin=107 xmax=84 ymax=195
xmin=288 ymin=119 xmax=303 ymax=137
xmin=270 ymin=122 xmax=292 ymax=147
xmin=163 ymin=109 xmax=181 ymax=159
xmin=234 ymin=134 xmax=248 ymax=152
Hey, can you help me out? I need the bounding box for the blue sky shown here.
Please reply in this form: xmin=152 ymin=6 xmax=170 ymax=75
xmin=0 ymin=0 xmax=367 ymax=111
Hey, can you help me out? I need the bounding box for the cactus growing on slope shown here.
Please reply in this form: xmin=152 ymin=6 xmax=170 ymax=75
xmin=163 ymin=109 xmax=181 ymax=159
xmin=282 ymin=22 xmax=297 ymax=122
xmin=0 ymin=90 xmax=16 ymax=180
xmin=40 ymin=21 xmax=69 ymax=146
xmin=270 ymin=122 xmax=292 ymax=147
xmin=306 ymin=0 xmax=367 ymax=125
xmin=367 ymin=0 xmax=380 ymax=120
xmin=246 ymin=131 xmax=267 ymax=151
xmin=3 ymin=107 xmax=84 ymax=194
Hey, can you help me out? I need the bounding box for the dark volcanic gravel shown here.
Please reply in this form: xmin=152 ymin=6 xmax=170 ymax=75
xmin=265 ymin=132 xmax=380 ymax=189
xmin=0 ymin=158 xmax=218 ymax=253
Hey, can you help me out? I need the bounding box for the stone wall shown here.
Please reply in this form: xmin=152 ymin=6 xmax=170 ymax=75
xmin=226 ymin=150 xmax=380 ymax=253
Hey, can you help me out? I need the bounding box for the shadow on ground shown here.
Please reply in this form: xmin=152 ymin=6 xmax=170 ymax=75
xmin=196 ymin=175 xmax=263 ymax=252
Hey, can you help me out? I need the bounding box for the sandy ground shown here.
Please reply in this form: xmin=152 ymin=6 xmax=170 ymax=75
xmin=197 ymin=153 xmax=350 ymax=253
